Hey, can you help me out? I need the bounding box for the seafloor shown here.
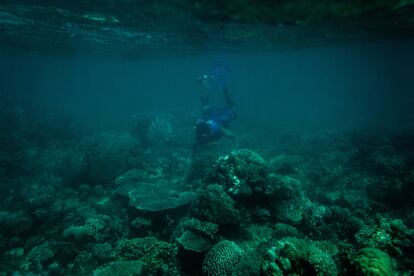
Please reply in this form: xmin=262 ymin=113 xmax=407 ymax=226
xmin=0 ymin=105 xmax=413 ymax=275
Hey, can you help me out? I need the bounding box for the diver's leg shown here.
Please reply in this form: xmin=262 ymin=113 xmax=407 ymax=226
xmin=223 ymin=87 xmax=236 ymax=120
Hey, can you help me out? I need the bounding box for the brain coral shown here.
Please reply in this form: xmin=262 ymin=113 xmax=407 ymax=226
xmin=202 ymin=240 xmax=243 ymax=276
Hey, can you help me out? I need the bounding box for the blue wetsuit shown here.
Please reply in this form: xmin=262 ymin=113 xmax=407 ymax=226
xmin=195 ymin=87 xmax=235 ymax=144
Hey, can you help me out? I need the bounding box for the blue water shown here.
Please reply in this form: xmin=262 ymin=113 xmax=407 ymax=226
xmin=1 ymin=42 xmax=413 ymax=133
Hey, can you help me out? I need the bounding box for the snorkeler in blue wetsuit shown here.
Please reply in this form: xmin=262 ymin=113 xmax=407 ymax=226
xmin=180 ymin=65 xmax=237 ymax=183
xmin=193 ymin=68 xmax=237 ymax=149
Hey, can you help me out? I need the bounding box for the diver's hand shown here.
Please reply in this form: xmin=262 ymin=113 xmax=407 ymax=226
xmin=190 ymin=142 xmax=199 ymax=158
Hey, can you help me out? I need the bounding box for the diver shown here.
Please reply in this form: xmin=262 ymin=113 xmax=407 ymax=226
xmin=192 ymin=68 xmax=237 ymax=153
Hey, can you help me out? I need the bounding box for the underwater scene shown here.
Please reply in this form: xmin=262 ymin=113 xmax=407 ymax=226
xmin=1 ymin=1 xmax=414 ymax=275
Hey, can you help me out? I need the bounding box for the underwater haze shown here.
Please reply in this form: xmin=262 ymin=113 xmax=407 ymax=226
xmin=1 ymin=1 xmax=414 ymax=275
xmin=2 ymin=43 xmax=414 ymax=132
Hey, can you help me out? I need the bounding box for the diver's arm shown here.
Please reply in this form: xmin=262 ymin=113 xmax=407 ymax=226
xmin=222 ymin=86 xmax=235 ymax=108
xmin=197 ymin=75 xmax=210 ymax=109
xmin=221 ymin=127 xmax=238 ymax=148
xmin=190 ymin=140 xmax=201 ymax=158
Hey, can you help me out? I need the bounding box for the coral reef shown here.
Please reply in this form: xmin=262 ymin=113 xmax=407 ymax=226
xmin=115 ymin=170 xmax=196 ymax=213
xmin=202 ymin=240 xmax=244 ymax=276
xmin=84 ymin=132 xmax=140 ymax=183
xmin=355 ymin=247 xmax=394 ymax=276
xmin=177 ymin=230 xmax=212 ymax=253
xmin=182 ymin=218 xmax=219 ymax=240
xmin=262 ymin=237 xmax=339 ymax=275
xmin=355 ymin=217 xmax=414 ymax=258
xmin=116 ymin=237 xmax=178 ymax=275
xmin=1 ymin=107 xmax=414 ymax=274
xmin=208 ymin=149 xmax=268 ymax=198
xmin=93 ymin=260 xmax=144 ymax=276
xmin=191 ymin=184 xmax=240 ymax=225
xmin=131 ymin=115 xmax=173 ymax=148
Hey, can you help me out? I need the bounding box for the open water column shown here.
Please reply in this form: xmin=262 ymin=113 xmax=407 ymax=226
xmin=0 ymin=1 xmax=414 ymax=275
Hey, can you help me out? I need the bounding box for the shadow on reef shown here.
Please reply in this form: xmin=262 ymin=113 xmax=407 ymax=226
xmin=1 ymin=106 xmax=414 ymax=275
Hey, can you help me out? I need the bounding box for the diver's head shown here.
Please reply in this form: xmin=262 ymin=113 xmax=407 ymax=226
xmin=195 ymin=120 xmax=212 ymax=144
